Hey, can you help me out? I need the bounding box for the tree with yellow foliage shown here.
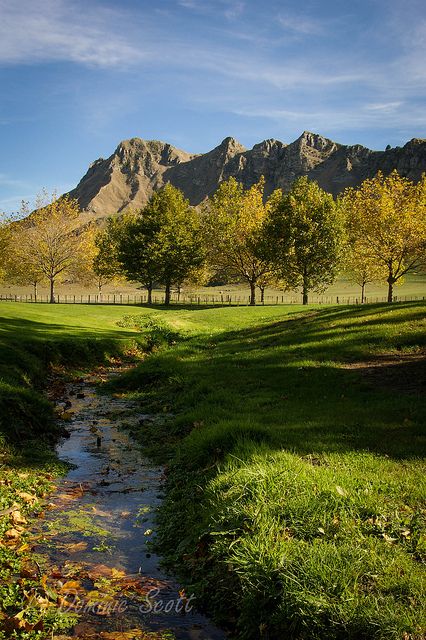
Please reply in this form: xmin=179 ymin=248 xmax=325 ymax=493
xmin=343 ymin=240 xmax=387 ymax=303
xmin=205 ymin=177 xmax=275 ymax=305
xmin=341 ymin=171 xmax=426 ymax=302
xmin=0 ymin=213 xmax=13 ymax=282
xmin=10 ymin=192 xmax=89 ymax=303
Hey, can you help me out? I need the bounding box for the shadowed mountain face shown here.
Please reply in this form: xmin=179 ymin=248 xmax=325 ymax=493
xmin=68 ymin=132 xmax=426 ymax=217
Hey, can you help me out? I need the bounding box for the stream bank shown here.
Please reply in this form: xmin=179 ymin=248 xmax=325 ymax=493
xmin=34 ymin=366 xmax=226 ymax=640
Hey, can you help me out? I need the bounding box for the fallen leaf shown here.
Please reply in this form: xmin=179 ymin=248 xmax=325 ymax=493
xmin=59 ymin=580 xmax=83 ymax=593
xmin=5 ymin=528 xmax=21 ymax=540
xmin=11 ymin=510 xmax=27 ymax=525
xmin=17 ymin=491 xmax=37 ymax=504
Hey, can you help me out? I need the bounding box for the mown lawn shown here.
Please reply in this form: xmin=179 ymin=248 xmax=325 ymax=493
xmin=111 ymin=301 xmax=426 ymax=639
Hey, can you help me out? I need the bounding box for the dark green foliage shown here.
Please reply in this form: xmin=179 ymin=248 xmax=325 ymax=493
xmin=264 ymin=177 xmax=344 ymax=304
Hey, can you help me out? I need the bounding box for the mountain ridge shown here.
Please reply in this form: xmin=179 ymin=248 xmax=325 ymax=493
xmin=67 ymin=132 xmax=426 ymax=217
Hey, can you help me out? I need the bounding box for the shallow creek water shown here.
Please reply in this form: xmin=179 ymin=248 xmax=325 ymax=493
xmin=35 ymin=368 xmax=226 ymax=640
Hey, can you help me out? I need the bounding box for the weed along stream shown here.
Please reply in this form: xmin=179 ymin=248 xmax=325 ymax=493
xmin=34 ymin=367 xmax=226 ymax=640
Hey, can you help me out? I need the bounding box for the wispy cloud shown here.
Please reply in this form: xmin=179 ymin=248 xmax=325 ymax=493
xmin=277 ymin=13 xmax=324 ymax=36
xmin=177 ymin=0 xmax=244 ymax=20
xmin=0 ymin=173 xmax=30 ymax=189
xmin=365 ymin=102 xmax=403 ymax=112
xmin=230 ymin=101 xmax=426 ymax=137
xmin=0 ymin=0 xmax=145 ymax=67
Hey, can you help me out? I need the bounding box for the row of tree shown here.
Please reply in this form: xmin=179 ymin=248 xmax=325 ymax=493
xmin=1 ymin=171 xmax=425 ymax=305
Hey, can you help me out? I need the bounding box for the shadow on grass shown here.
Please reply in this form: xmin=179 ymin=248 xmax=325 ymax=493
xmin=0 ymin=315 xmax=141 ymax=445
xmin=117 ymin=301 xmax=426 ymax=462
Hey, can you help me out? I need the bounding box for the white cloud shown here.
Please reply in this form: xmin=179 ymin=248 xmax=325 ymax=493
xmin=0 ymin=0 xmax=145 ymax=68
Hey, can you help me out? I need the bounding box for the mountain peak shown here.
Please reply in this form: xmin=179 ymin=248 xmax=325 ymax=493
xmin=67 ymin=133 xmax=426 ymax=216
xmin=216 ymin=136 xmax=246 ymax=153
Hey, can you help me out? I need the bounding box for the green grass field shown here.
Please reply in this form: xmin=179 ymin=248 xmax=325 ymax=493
xmin=0 ymin=301 xmax=425 ymax=639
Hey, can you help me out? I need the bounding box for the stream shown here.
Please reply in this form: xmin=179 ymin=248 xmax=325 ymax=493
xmin=35 ymin=367 xmax=226 ymax=640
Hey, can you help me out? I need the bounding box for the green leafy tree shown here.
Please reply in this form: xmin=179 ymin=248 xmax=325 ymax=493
xmin=341 ymin=171 xmax=426 ymax=302
xmin=205 ymin=177 xmax=275 ymax=305
xmin=265 ymin=177 xmax=344 ymax=304
xmin=118 ymin=184 xmax=205 ymax=305
xmin=92 ymin=215 xmax=133 ymax=295
xmin=116 ymin=209 xmax=162 ymax=304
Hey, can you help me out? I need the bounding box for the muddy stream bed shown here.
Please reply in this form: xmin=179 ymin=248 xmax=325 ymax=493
xmin=34 ymin=367 xmax=226 ymax=640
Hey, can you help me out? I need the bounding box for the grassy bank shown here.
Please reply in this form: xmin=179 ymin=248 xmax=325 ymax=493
xmin=0 ymin=302 xmax=144 ymax=638
xmin=0 ymin=302 xmax=145 ymax=444
xmin=112 ymin=302 xmax=426 ymax=639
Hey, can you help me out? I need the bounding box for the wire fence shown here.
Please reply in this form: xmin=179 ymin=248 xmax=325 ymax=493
xmin=0 ymin=292 xmax=424 ymax=306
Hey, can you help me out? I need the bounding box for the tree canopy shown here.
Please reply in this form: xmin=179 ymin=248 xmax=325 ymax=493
xmin=204 ymin=176 xmax=276 ymax=305
xmin=8 ymin=193 xmax=89 ymax=302
xmin=264 ymin=176 xmax=344 ymax=304
xmin=113 ymin=184 xmax=205 ymax=304
xmin=341 ymin=171 xmax=426 ymax=302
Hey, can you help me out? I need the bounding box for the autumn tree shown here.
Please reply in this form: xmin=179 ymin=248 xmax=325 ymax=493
xmin=343 ymin=240 xmax=387 ymax=303
xmin=118 ymin=185 xmax=205 ymax=305
xmin=265 ymin=177 xmax=343 ymax=305
xmin=0 ymin=213 xmax=13 ymax=281
xmin=341 ymin=171 xmax=426 ymax=302
xmin=11 ymin=193 xmax=89 ymax=303
xmin=205 ymin=177 xmax=275 ymax=305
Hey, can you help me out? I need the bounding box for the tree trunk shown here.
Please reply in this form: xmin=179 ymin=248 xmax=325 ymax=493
xmin=387 ymin=270 xmax=395 ymax=303
xmin=33 ymin=281 xmax=38 ymax=301
xmin=49 ymin=278 xmax=55 ymax=304
xmin=361 ymin=281 xmax=365 ymax=304
xmin=177 ymin=284 xmax=182 ymax=302
xmin=260 ymin=286 xmax=265 ymax=304
xmin=164 ymin=280 xmax=171 ymax=305
xmin=147 ymin=283 xmax=153 ymax=305
xmin=249 ymin=281 xmax=256 ymax=306
xmin=302 ymin=268 xmax=308 ymax=305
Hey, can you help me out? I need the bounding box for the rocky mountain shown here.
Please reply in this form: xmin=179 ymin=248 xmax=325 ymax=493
xmin=68 ymin=132 xmax=426 ymax=217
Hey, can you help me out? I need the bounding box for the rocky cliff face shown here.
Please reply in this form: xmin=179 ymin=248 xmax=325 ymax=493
xmin=68 ymin=132 xmax=426 ymax=217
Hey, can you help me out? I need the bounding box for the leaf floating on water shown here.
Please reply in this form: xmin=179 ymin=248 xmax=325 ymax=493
xmin=86 ymin=563 xmax=115 ymax=579
xmin=62 ymin=541 xmax=88 ymax=553
xmin=92 ymin=506 xmax=111 ymax=517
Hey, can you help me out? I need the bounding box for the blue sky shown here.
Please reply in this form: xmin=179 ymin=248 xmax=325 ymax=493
xmin=0 ymin=0 xmax=425 ymax=212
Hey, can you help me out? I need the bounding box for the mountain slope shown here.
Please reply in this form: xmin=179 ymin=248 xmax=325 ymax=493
xmin=68 ymin=132 xmax=426 ymax=217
